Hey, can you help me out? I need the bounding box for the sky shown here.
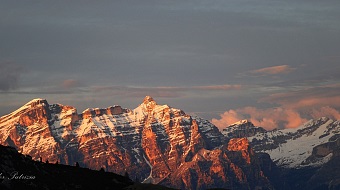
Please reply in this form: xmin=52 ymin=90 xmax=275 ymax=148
xmin=1 ymin=0 xmax=339 ymax=130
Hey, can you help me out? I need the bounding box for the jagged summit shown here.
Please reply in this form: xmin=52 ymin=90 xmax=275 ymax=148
xmin=143 ymin=95 xmax=155 ymax=104
xmin=25 ymin=98 xmax=47 ymax=105
xmin=297 ymin=117 xmax=331 ymax=130
xmin=22 ymin=98 xmax=49 ymax=109
xmin=230 ymin=119 xmax=251 ymax=126
xmin=222 ymin=119 xmax=267 ymax=139
xmin=138 ymin=96 xmax=158 ymax=111
xmin=0 ymin=98 xmax=50 ymax=121
xmin=141 ymin=95 xmax=157 ymax=107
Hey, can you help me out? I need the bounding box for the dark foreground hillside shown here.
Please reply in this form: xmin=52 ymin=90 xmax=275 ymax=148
xmin=0 ymin=145 xmax=174 ymax=190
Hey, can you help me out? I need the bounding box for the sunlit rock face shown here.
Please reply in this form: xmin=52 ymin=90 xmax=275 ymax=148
xmin=0 ymin=97 xmax=272 ymax=190
xmin=161 ymin=138 xmax=272 ymax=190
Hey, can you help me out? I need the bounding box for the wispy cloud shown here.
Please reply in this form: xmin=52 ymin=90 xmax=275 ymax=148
xmin=90 ymin=84 xmax=242 ymax=99
xmin=61 ymin=79 xmax=79 ymax=89
xmin=0 ymin=89 xmax=74 ymax=95
xmin=192 ymin=85 xmax=242 ymax=90
xmin=249 ymin=65 xmax=295 ymax=76
xmin=92 ymin=84 xmax=241 ymax=92
xmin=1 ymin=83 xmax=241 ymax=98
xmin=311 ymin=106 xmax=340 ymax=120
xmin=260 ymin=84 xmax=340 ymax=108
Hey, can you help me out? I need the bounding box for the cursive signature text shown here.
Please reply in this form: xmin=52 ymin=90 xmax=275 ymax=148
xmin=0 ymin=171 xmax=35 ymax=180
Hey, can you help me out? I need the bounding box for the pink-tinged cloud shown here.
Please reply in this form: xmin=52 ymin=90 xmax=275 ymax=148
xmin=242 ymin=107 xmax=308 ymax=129
xmin=212 ymin=107 xmax=308 ymax=131
xmin=311 ymin=106 xmax=340 ymax=120
xmin=292 ymin=97 xmax=340 ymax=109
xmin=211 ymin=110 xmax=244 ymax=129
xmin=212 ymin=84 xmax=340 ymax=130
xmin=250 ymin=65 xmax=295 ymax=75
xmin=61 ymin=79 xmax=78 ymax=89
xmin=261 ymin=86 xmax=340 ymax=109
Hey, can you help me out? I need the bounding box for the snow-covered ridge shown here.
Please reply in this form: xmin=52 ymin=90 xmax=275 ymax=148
xmin=223 ymin=118 xmax=340 ymax=168
xmin=230 ymin=119 xmax=250 ymax=126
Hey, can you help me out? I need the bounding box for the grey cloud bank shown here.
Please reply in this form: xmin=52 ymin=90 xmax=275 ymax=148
xmin=1 ymin=1 xmax=339 ymax=129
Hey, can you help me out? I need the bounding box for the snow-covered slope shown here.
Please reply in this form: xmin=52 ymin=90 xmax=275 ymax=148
xmin=223 ymin=117 xmax=340 ymax=168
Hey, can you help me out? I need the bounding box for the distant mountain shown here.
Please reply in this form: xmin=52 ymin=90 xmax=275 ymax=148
xmin=0 ymin=97 xmax=273 ymax=190
xmin=222 ymin=120 xmax=267 ymax=139
xmin=222 ymin=118 xmax=340 ymax=189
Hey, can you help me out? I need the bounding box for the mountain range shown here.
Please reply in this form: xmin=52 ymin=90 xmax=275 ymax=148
xmin=0 ymin=96 xmax=339 ymax=189
xmin=0 ymin=97 xmax=272 ymax=190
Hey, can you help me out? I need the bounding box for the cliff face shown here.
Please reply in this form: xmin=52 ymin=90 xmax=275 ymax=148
xmin=304 ymin=136 xmax=340 ymax=190
xmin=0 ymin=97 xmax=272 ymax=189
xmin=162 ymin=138 xmax=272 ymax=190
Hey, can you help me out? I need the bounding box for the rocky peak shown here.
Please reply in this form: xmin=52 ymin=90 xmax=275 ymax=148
xmin=231 ymin=119 xmax=251 ymax=126
xmin=107 ymin=105 xmax=125 ymax=115
xmin=143 ymin=96 xmax=155 ymax=104
xmin=17 ymin=99 xmax=51 ymax=125
xmin=222 ymin=120 xmax=266 ymax=138
xmin=25 ymin=98 xmax=48 ymax=106
xmin=298 ymin=117 xmax=332 ymax=130
xmin=7 ymin=98 xmax=49 ymax=118
xmin=142 ymin=95 xmax=156 ymax=107
xmin=137 ymin=96 xmax=158 ymax=113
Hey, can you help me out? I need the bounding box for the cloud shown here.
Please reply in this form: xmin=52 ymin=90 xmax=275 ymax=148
xmin=260 ymin=85 xmax=340 ymax=109
xmin=212 ymin=107 xmax=308 ymax=130
xmin=311 ymin=106 xmax=340 ymax=120
xmin=0 ymin=89 xmax=73 ymax=95
xmin=1 ymin=82 xmax=242 ymax=99
xmin=192 ymin=85 xmax=242 ymax=90
xmin=90 ymin=85 xmax=181 ymax=98
xmin=211 ymin=110 xmax=244 ymax=129
xmin=91 ymin=84 xmax=242 ymax=98
xmin=61 ymin=79 xmax=79 ymax=89
xmin=0 ymin=61 xmax=22 ymax=91
xmin=212 ymin=84 xmax=340 ymax=130
xmin=249 ymin=65 xmax=295 ymax=76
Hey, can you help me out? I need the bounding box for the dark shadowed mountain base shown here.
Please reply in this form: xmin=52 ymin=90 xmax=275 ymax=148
xmin=0 ymin=144 xmax=175 ymax=190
